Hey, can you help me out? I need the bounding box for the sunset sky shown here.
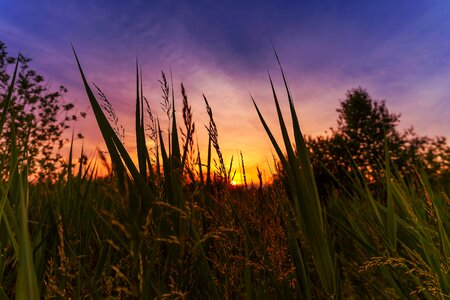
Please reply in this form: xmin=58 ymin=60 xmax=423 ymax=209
xmin=1 ymin=0 xmax=450 ymax=183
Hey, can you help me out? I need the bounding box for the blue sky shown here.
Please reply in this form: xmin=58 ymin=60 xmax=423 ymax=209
xmin=1 ymin=0 xmax=449 ymax=180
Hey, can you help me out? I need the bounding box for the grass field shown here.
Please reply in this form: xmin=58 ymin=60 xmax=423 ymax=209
xmin=0 ymin=52 xmax=449 ymax=299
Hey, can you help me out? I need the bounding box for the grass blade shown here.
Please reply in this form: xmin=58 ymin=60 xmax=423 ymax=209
xmin=0 ymin=54 xmax=19 ymax=133
xmin=15 ymin=171 xmax=40 ymax=299
xmin=72 ymin=47 xmax=155 ymax=204
xmin=253 ymin=68 xmax=336 ymax=295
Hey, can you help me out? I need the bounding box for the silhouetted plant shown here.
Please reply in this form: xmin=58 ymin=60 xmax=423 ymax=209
xmin=307 ymin=87 xmax=450 ymax=196
xmin=0 ymin=40 xmax=83 ymax=181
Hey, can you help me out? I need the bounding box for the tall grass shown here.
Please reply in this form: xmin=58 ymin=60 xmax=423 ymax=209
xmin=328 ymin=167 xmax=450 ymax=298
xmin=253 ymin=54 xmax=337 ymax=298
xmin=0 ymin=49 xmax=448 ymax=298
xmin=1 ymin=56 xmax=40 ymax=299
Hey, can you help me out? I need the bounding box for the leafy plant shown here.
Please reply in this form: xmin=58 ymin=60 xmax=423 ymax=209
xmin=0 ymin=40 xmax=83 ymax=181
xmin=307 ymin=87 xmax=450 ymax=196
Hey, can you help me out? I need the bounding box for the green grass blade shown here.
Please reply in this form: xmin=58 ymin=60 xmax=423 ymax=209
xmin=170 ymin=72 xmax=181 ymax=168
xmin=206 ymin=133 xmax=212 ymax=189
xmin=0 ymin=54 xmax=19 ymax=133
xmin=0 ymin=288 xmax=8 ymax=300
xmin=16 ymin=171 xmax=40 ymax=299
xmin=73 ymin=48 xmax=155 ymax=203
xmin=253 ymin=72 xmax=336 ymax=295
xmin=1 ymin=200 xmax=19 ymax=256
xmin=197 ymin=142 xmax=204 ymax=184
xmin=385 ymin=141 xmax=397 ymax=251
xmin=135 ymin=61 xmax=143 ymax=177
xmin=274 ymin=55 xmax=324 ymax=227
xmin=284 ymin=211 xmax=311 ymax=299
xmin=135 ymin=63 xmax=148 ymax=181
xmin=251 ymin=96 xmax=290 ymax=175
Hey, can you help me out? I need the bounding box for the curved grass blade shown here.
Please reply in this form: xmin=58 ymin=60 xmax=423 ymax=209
xmin=0 ymin=54 xmax=19 ymax=133
xmin=73 ymin=48 xmax=156 ymax=204
xmin=253 ymin=71 xmax=336 ymax=295
xmin=135 ymin=61 xmax=145 ymax=180
xmin=16 ymin=170 xmax=40 ymax=299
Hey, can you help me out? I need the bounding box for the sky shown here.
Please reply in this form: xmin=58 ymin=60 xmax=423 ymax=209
xmin=1 ymin=0 xmax=450 ymax=183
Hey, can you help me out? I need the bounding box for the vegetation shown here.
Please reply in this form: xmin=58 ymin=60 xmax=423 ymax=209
xmin=0 ymin=41 xmax=82 ymax=182
xmin=307 ymin=87 xmax=450 ymax=196
xmin=0 ymin=42 xmax=449 ymax=298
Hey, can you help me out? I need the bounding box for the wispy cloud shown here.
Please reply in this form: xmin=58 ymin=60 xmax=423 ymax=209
xmin=1 ymin=0 xmax=449 ymax=180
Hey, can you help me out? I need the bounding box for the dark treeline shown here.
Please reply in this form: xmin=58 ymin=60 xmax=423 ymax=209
xmin=1 ymin=39 xmax=450 ymax=298
xmin=305 ymin=87 xmax=450 ymax=198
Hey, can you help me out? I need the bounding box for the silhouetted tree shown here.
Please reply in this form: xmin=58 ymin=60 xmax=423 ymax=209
xmin=307 ymin=87 xmax=450 ymax=196
xmin=337 ymin=88 xmax=404 ymax=177
xmin=0 ymin=40 xmax=82 ymax=181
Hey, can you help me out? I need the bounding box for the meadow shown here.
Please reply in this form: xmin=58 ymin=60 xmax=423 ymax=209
xmin=0 ymin=48 xmax=449 ymax=299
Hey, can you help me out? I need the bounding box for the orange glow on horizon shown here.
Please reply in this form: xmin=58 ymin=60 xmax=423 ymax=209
xmin=60 ymin=138 xmax=277 ymax=185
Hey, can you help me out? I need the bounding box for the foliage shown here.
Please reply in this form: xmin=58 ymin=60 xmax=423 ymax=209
xmin=0 ymin=40 xmax=82 ymax=182
xmin=307 ymin=87 xmax=450 ymax=195
xmin=336 ymin=88 xmax=403 ymax=173
xmin=0 ymin=47 xmax=449 ymax=299
xmin=253 ymin=57 xmax=337 ymax=297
